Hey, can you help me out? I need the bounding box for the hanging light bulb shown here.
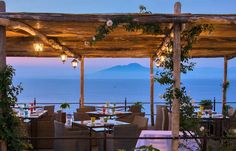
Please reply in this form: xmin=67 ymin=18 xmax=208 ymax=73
xmin=155 ymin=58 xmax=161 ymax=67
xmin=33 ymin=42 xmax=44 ymax=52
xmin=60 ymin=52 xmax=67 ymax=64
xmin=160 ymin=55 xmax=166 ymax=62
xmin=168 ymin=47 xmax=172 ymax=53
xmin=155 ymin=61 xmax=161 ymax=67
xmin=71 ymin=58 xmax=78 ymax=69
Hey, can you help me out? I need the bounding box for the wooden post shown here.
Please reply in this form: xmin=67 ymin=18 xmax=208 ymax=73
xmin=172 ymin=2 xmax=181 ymax=151
xmin=0 ymin=0 xmax=6 ymax=71
xmin=80 ymin=57 xmax=84 ymax=108
xmin=0 ymin=140 xmax=7 ymax=151
xmin=222 ymin=56 xmax=228 ymax=113
xmin=0 ymin=1 xmax=6 ymax=150
xmin=150 ymin=57 xmax=154 ymax=126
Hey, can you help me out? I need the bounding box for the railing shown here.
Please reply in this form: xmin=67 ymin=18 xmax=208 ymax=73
xmin=17 ymin=98 xmax=236 ymax=115
xmin=15 ymin=98 xmax=236 ymax=151
xmin=19 ymin=135 xmax=236 ymax=151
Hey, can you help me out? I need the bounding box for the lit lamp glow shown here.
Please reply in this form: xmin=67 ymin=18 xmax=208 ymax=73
xmin=168 ymin=47 xmax=172 ymax=53
xmin=33 ymin=42 xmax=44 ymax=52
xmin=60 ymin=52 xmax=67 ymax=63
xmin=160 ymin=56 xmax=166 ymax=62
xmin=155 ymin=58 xmax=161 ymax=67
xmin=155 ymin=61 xmax=161 ymax=67
xmin=71 ymin=58 xmax=78 ymax=69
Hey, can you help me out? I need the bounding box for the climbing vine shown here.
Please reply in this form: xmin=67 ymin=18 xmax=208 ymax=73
xmin=88 ymin=5 xmax=215 ymax=150
xmin=155 ymin=24 xmax=214 ymax=150
xmin=86 ymin=6 xmax=167 ymax=46
xmin=0 ymin=65 xmax=31 ymax=151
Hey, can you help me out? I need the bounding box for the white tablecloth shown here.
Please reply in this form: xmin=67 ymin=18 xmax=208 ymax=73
xmin=135 ymin=130 xmax=199 ymax=151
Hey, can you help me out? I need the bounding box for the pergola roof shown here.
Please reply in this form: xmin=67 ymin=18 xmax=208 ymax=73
xmin=2 ymin=12 xmax=236 ymax=58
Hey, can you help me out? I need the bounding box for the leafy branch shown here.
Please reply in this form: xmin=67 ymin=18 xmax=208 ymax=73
xmin=155 ymin=24 xmax=213 ymax=150
xmin=89 ymin=5 xmax=214 ymax=150
xmin=0 ymin=65 xmax=31 ymax=151
xmin=88 ymin=6 xmax=164 ymax=45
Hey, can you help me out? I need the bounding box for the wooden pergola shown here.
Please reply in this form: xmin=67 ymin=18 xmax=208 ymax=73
xmin=0 ymin=1 xmax=236 ymax=150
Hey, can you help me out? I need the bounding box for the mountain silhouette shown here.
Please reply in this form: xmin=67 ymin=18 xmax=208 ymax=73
xmin=87 ymin=63 xmax=150 ymax=79
xmin=87 ymin=63 xmax=236 ymax=79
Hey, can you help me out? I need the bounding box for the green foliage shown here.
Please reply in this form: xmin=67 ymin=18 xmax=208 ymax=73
xmin=89 ymin=6 xmax=163 ymax=45
xmin=60 ymin=102 xmax=70 ymax=110
xmin=136 ymin=145 xmax=160 ymax=151
xmin=0 ymin=65 xmax=31 ymax=151
xmin=199 ymin=99 xmax=213 ymax=110
xmin=89 ymin=5 xmax=214 ymax=151
xmin=133 ymin=101 xmax=144 ymax=110
xmin=155 ymin=23 xmax=213 ymax=150
xmin=139 ymin=5 xmax=152 ymax=14
xmin=208 ymin=130 xmax=236 ymax=151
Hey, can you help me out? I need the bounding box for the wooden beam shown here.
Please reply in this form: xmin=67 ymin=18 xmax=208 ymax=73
xmin=80 ymin=57 xmax=84 ymax=108
xmin=150 ymin=57 xmax=154 ymax=126
xmin=172 ymin=2 xmax=181 ymax=151
xmin=0 ymin=18 xmax=75 ymax=57
xmin=0 ymin=13 xmax=236 ymax=25
xmin=222 ymin=56 xmax=228 ymax=113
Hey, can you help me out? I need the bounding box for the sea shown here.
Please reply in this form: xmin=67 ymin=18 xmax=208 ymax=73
xmin=13 ymin=78 xmax=236 ymax=115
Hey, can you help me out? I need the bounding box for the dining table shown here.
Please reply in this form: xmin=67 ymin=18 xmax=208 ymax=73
xmin=86 ymin=111 xmax=132 ymax=118
xmin=197 ymin=114 xmax=230 ymax=137
xmin=73 ymin=119 xmax=130 ymax=151
xmin=135 ymin=130 xmax=198 ymax=151
xmin=72 ymin=119 xmax=129 ymax=132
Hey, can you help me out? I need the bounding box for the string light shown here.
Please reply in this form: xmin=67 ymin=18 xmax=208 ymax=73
xmin=155 ymin=58 xmax=161 ymax=67
xmin=155 ymin=61 xmax=161 ymax=67
xmin=33 ymin=42 xmax=44 ymax=52
xmin=167 ymin=46 xmax=173 ymax=53
xmin=160 ymin=55 xmax=166 ymax=62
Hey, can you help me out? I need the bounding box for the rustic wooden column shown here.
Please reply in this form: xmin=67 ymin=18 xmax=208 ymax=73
xmin=0 ymin=140 xmax=7 ymax=151
xmin=150 ymin=57 xmax=154 ymax=126
xmin=222 ymin=56 xmax=228 ymax=113
xmin=80 ymin=57 xmax=84 ymax=108
xmin=0 ymin=1 xmax=6 ymax=71
xmin=0 ymin=2 xmax=7 ymax=151
xmin=172 ymin=2 xmax=181 ymax=151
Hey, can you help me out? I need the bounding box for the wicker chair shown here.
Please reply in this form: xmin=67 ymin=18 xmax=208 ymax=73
xmin=110 ymin=124 xmax=139 ymax=151
xmin=54 ymin=120 xmax=90 ymax=151
xmin=99 ymin=124 xmax=139 ymax=151
xmin=116 ymin=112 xmax=145 ymax=123
xmin=155 ymin=105 xmax=169 ymax=130
xmin=132 ymin=115 xmax=148 ymax=132
xmin=36 ymin=105 xmax=55 ymax=149
xmin=76 ymin=106 xmax=96 ymax=113
xmin=43 ymin=105 xmax=55 ymax=116
xmin=73 ymin=112 xmax=90 ymax=121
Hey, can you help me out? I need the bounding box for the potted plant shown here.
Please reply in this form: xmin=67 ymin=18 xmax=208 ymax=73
xmin=57 ymin=103 xmax=70 ymax=123
xmin=199 ymin=100 xmax=212 ymax=110
xmin=129 ymin=102 xmax=144 ymax=113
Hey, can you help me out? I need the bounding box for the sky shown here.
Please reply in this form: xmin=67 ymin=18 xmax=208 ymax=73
xmin=4 ymin=0 xmax=236 ymax=78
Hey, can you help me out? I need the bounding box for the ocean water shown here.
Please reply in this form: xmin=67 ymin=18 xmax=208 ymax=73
xmin=13 ymin=78 xmax=236 ymax=114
